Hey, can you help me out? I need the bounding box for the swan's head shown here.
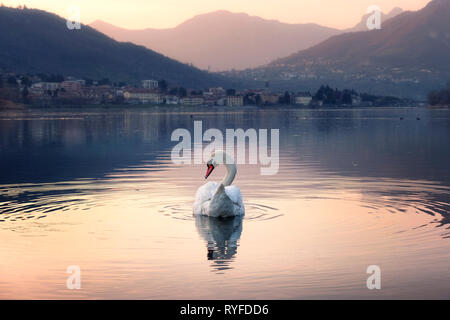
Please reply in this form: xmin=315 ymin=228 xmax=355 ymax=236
xmin=205 ymin=150 xmax=230 ymax=179
xmin=205 ymin=151 xmax=219 ymax=179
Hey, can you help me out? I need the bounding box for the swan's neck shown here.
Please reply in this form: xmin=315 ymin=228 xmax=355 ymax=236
xmin=221 ymin=163 xmax=237 ymax=187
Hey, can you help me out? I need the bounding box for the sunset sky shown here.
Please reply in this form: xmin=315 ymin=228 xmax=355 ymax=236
xmin=4 ymin=0 xmax=430 ymax=29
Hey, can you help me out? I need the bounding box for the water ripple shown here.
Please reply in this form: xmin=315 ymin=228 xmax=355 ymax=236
xmin=157 ymin=201 xmax=282 ymax=222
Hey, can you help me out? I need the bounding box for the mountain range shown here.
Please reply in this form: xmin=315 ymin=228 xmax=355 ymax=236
xmin=238 ymin=0 xmax=450 ymax=98
xmin=1 ymin=1 xmax=448 ymax=99
xmin=0 ymin=6 xmax=230 ymax=88
xmin=90 ymin=10 xmax=343 ymax=72
xmin=271 ymin=0 xmax=449 ymax=70
xmin=90 ymin=8 xmax=404 ymax=72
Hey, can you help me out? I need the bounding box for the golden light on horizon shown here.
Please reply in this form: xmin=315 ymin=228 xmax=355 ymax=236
xmin=3 ymin=0 xmax=430 ymax=29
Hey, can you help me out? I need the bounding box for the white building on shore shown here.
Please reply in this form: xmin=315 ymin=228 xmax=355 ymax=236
xmin=294 ymin=93 xmax=313 ymax=106
xmin=181 ymin=96 xmax=204 ymax=106
xmin=124 ymin=89 xmax=163 ymax=104
xmin=226 ymin=95 xmax=244 ymax=107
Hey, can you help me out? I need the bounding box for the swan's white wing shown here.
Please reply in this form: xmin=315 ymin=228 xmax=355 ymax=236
xmin=208 ymin=184 xmax=236 ymax=218
xmin=225 ymin=185 xmax=245 ymax=216
xmin=224 ymin=186 xmax=243 ymax=206
xmin=193 ymin=182 xmax=219 ymax=215
xmin=195 ymin=182 xmax=219 ymax=203
xmin=194 ymin=183 xmax=245 ymax=217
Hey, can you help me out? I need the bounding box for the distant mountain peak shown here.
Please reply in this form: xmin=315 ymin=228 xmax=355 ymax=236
xmin=90 ymin=19 xmax=115 ymax=28
xmin=206 ymin=9 xmax=246 ymax=16
xmin=386 ymin=7 xmax=404 ymax=20
xmin=90 ymin=10 xmax=341 ymax=71
xmin=347 ymin=6 xmax=404 ymax=32
xmin=428 ymin=0 xmax=449 ymax=6
xmin=387 ymin=7 xmax=403 ymax=15
xmin=425 ymin=0 xmax=450 ymax=11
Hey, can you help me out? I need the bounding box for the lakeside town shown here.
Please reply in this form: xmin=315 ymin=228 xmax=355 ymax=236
xmin=0 ymin=72 xmax=418 ymax=109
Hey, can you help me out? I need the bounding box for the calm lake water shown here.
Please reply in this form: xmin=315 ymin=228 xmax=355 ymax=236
xmin=0 ymin=106 xmax=449 ymax=299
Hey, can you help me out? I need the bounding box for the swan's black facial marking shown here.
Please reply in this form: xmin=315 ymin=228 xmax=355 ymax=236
xmin=205 ymin=163 xmax=215 ymax=179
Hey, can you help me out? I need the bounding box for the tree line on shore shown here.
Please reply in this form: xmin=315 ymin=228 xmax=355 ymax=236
xmin=427 ymin=84 xmax=450 ymax=106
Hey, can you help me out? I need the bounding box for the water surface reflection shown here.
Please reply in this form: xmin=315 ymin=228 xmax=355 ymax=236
xmin=195 ymin=215 xmax=243 ymax=272
xmin=0 ymin=107 xmax=449 ymax=299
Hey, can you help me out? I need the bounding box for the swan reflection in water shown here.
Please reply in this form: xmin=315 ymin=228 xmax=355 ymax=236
xmin=195 ymin=215 xmax=243 ymax=271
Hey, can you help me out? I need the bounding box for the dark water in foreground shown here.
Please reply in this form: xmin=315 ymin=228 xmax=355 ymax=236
xmin=0 ymin=106 xmax=449 ymax=299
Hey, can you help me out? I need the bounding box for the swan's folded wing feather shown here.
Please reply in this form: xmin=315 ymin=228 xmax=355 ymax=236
xmin=193 ymin=182 xmax=219 ymax=215
xmin=225 ymin=186 xmax=245 ymax=216
xmin=194 ymin=183 xmax=244 ymax=217
xmin=224 ymin=186 xmax=243 ymax=205
xmin=195 ymin=182 xmax=219 ymax=203
xmin=208 ymin=184 xmax=236 ymax=217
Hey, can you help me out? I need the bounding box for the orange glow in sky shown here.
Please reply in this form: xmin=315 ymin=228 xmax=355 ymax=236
xmin=3 ymin=0 xmax=430 ymax=29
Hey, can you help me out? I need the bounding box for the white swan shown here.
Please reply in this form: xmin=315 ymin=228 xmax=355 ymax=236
xmin=193 ymin=150 xmax=245 ymax=218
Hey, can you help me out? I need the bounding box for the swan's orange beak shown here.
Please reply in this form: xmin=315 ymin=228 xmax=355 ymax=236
xmin=205 ymin=164 xmax=214 ymax=179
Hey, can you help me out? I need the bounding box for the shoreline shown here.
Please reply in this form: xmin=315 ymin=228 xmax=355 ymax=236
xmin=0 ymin=105 xmax=433 ymax=118
xmin=0 ymin=102 xmax=427 ymax=112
